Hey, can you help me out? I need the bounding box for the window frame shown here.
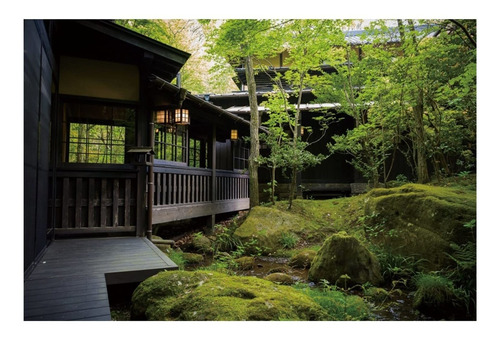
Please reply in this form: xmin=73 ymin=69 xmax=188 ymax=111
xmin=58 ymin=97 xmax=137 ymax=166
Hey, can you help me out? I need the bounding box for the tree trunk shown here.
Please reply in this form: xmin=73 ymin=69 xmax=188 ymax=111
xmin=399 ymin=19 xmax=430 ymax=184
xmin=413 ymin=91 xmax=430 ymax=183
xmin=245 ymin=55 xmax=260 ymax=208
xmin=288 ymin=73 xmax=305 ymax=210
xmin=271 ymin=165 xmax=276 ymax=205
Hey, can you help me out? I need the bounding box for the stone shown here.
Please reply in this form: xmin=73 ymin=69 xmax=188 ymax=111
xmin=289 ymin=249 xmax=317 ymax=269
xmin=308 ymin=232 xmax=382 ymax=287
xmin=131 ymin=270 xmax=327 ymax=321
xmin=182 ymin=252 xmax=204 ymax=264
xmin=192 ymin=234 xmax=213 ymax=254
xmin=235 ymin=256 xmax=255 ymax=270
xmin=264 ymin=273 xmax=295 ymax=285
xmin=363 ymin=183 xmax=476 ymax=270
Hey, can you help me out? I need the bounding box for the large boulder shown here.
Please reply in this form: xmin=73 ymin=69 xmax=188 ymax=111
xmin=363 ymin=184 xmax=476 ymax=270
xmin=308 ymin=232 xmax=382 ymax=287
xmin=131 ymin=270 xmax=328 ymax=321
xmin=233 ymin=206 xmax=325 ymax=253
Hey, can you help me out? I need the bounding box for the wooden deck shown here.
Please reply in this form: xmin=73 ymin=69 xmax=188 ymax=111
xmin=24 ymin=237 xmax=178 ymax=321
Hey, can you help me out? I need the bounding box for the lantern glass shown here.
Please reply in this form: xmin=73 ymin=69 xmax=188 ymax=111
xmin=155 ymin=109 xmax=173 ymax=125
xmin=231 ymin=129 xmax=238 ymax=140
xmin=155 ymin=110 xmax=166 ymax=124
xmin=175 ymin=108 xmax=190 ymax=125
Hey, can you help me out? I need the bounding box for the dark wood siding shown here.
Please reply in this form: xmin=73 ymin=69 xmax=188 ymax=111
xmin=24 ymin=20 xmax=54 ymax=272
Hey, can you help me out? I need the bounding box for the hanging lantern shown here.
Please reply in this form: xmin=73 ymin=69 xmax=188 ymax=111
xmin=174 ymin=108 xmax=190 ymax=125
xmin=231 ymin=129 xmax=238 ymax=141
xmin=155 ymin=109 xmax=172 ymax=125
xmin=300 ymin=126 xmax=305 ymax=136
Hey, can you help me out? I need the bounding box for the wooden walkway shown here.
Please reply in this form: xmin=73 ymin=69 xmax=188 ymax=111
xmin=24 ymin=237 xmax=178 ymax=321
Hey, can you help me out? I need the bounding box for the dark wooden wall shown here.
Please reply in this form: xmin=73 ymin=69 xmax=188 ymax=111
xmin=24 ymin=20 xmax=54 ymax=273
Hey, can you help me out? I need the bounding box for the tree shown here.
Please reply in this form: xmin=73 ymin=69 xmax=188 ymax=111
xmin=205 ymin=19 xmax=283 ymax=208
xmin=317 ymin=20 xmax=476 ymax=186
xmin=274 ymin=19 xmax=345 ymax=207
xmin=115 ymin=19 xmax=216 ymax=94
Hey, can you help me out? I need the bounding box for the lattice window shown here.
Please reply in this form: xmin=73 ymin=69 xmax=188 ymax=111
xmin=61 ymin=102 xmax=135 ymax=164
xmin=154 ymin=124 xmax=187 ymax=163
xmin=234 ymin=140 xmax=249 ymax=170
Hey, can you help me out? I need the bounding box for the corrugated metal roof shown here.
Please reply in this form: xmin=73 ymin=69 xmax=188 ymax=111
xmin=226 ymin=102 xmax=341 ymax=114
xmin=344 ymin=24 xmax=437 ymax=45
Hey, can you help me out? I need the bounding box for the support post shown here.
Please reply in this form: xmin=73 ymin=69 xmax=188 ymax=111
xmin=147 ymin=120 xmax=155 ymax=241
xmin=206 ymin=124 xmax=217 ymax=232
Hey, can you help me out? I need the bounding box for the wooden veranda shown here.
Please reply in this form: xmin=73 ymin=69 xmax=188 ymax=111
xmin=24 ymin=237 xmax=177 ymax=321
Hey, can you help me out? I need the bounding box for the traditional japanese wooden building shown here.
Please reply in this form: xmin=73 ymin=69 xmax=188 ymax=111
xmin=24 ymin=20 xmax=251 ymax=319
xmin=201 ymin=57 xmax=364 ymax=199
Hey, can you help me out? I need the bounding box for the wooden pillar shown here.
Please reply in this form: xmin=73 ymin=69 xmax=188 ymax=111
xmin=206 ymin=124 xmax=217 ymax=231
xmin=136 ymin=52 xmax=153 ymax=237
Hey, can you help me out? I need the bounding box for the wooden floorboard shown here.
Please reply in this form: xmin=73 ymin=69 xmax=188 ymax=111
xmin=24 ymin=237 xmax=178 ymax=321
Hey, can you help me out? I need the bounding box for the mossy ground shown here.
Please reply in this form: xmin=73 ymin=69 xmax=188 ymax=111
xmin=125 ymin=177 xmax=476 ymax=321
xmin=131 ymin=270 xmax=328 ymax=321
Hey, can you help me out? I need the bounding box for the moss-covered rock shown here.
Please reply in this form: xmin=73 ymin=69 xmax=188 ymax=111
xmin=235 ymin=256 xmax=255 ymax=270
xmin=182 ymin=252 xmax=204 ymax=265
xmin=308 ymin=232 xmax=382 ymax=286
xmin=131 ymin=270 xmax=328 ymax=321
xmin=289 ymin=249 xmax=317 ymax=269
xmin=234 ymin=206 xmax=329 ymax=253
xmin=264 ymin=273 xmax=295 ymax=285
xmin=363 ymin=184 xmax=476 ymax=270
xmin=192 ymin=234 xmax=213 ymax=254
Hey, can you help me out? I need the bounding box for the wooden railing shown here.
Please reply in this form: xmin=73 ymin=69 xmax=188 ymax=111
xmin=151 ymin=166 xmax=212 ymax=206
xmin=48 ymin=165 xmax=137 ymax=234
xmin=151 ymin=164 xmax=250 ymax=224
xmin=48 ymin=163 xmax=250 ymax=233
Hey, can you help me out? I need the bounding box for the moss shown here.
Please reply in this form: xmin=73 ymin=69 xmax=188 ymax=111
xmin=412 ymin=273 xmax=458 ymax=319
xmin=309 ymin=232 xmax=382 ymax=286
xmin=363 ymin=183 xmax=476 ymax=270
xmin=264 ymin=273 xmax=295 ymax=285
xmin=294 ymin=285 xmax=371 ymax=320
xmin=192 ymin=234 xmax=213 ymax=254
xmin=364 ymin=287 xmax=391 ymax=303
xmin=131 ymin=270 xmax=328 ymax=321
xmin=235 ymin=256 xmax=255 ymax=270
xmin=182 ymin=252 xmax=204 ymax=264
xmin=289 ymin=249 xmax=317 ymax=269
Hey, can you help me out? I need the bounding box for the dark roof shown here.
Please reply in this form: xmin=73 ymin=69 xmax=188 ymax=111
xmin=149 ymin=74 xmax=254 ymax=129
xmin=50 ymin=20 xmax=191 ymax=82
xmin=233 ymin=65 xmax=336 ymax=90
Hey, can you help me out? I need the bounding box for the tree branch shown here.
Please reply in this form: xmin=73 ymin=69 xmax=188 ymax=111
xmin=449 ymin=19 xmax=476 ymax=48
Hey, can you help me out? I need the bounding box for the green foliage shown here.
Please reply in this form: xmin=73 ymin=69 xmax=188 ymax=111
xmin=316 ymin=20 xmax=476 ymax=184
xmin=373 ymin=248 xmax=426 ymax=283
xmin=412 ymin=273 xmax=455 ymax=308
xmin=293 ymin=283 xmax=371 ymax=320
xmin=444 ymin=219 xmax=476 ymax=316
xmin=115 ymin=19 xmax=214 ymax=94
xmin=166 ymin=249 xmax=186 ymax=270
xmin=279 ymin=232 xmax=299 ymax=249
xmin=212 ymin=224 xmax=243 ymax=254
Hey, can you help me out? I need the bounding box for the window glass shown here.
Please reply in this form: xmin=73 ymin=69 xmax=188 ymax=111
xmin=154 ymin=124 xmax=187 ymax=163
xmin=61 ymin=102 xmax=135 ymax=164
